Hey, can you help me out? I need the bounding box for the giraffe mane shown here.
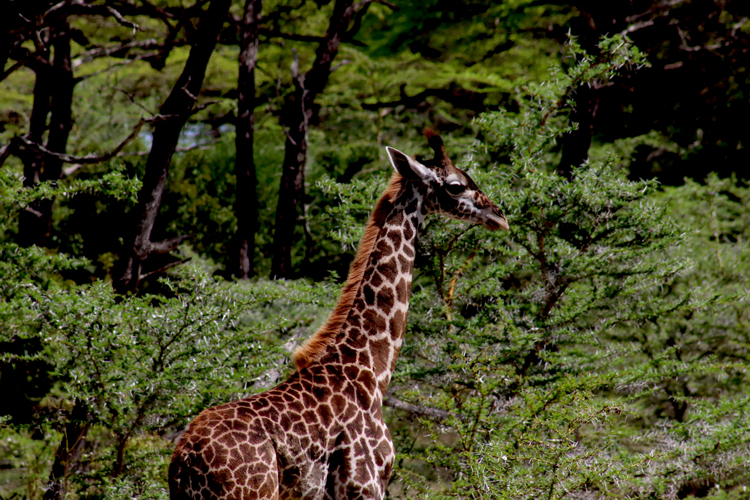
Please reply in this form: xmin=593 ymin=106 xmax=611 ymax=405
xmin=292 ymin=172 xmax=407 ymax=371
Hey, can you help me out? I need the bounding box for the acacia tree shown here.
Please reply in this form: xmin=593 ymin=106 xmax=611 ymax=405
xmin=115 ymin=0 xmax=232 ymax=293
xmin=317 ymin=35 xmax=750 ymax=498
xmin=549 ymin=0 xmax=750 ymax=183
xmin=0 ymin=0 xmax=201 ymax=263
xmin=233 ymin=0 xmax=262 ymax=279
xmin=270 ymin=0 xmax=388 ymax=279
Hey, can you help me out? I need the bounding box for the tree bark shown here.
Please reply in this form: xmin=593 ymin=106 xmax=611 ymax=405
xmin=43 ymin=399 xmax=91 ymax=500
xmin=234 ymin=0 xmax=262 ymax=279
xmin=18 ymin=55 xmax=51 ymax=248
xmin=18 ymin=22 xmax=75 ymax=248
xmin=270 ymin=0 xmax=358 ymax=279
xmin=115 ymin=0 xmax=231 ymax=293
xmin=557 ymin=83 xmax=597 ymax=181
xmin=37 ymin=24 xmax=76 ymax=242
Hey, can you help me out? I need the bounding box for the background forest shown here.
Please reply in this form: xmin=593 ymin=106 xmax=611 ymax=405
xmin=1 ymin=0 xmax=749 ymax=499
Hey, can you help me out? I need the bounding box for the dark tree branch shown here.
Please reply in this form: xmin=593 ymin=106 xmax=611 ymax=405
xmin=360 ymin=85 xmax=487 ymax=114
xmin=42 ymin=399 xmax=92 ymax=500
xmin=138 ymin=258 xmax=192 ymax=281
xmin=105 ymin=5 xmax=141 ymax=31
xmin=75 ymin=52 xmax=162 ymax=81
xmin=372 ymin=0 xmax=398 ymax=9
xmin=259 ymin=28 xmax=364 ymax=47
xmin=73 ymin=38 xmax=161 ymax=63
xmin=1 ymin=115 xmax=168 ymax=168
xmin=115 ymin=0 xmax=232 ymax=294
xmin=148 ymin=235 xmax=194 ymax=255
xmin=271 ymin=0 xmax=362 ymax=279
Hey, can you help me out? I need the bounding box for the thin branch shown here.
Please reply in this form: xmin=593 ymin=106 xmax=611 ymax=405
xmin=138 ymin=258 xmax=192 ymax=281
xmin=331 ymin=59 xmax=351 ymax=72
xmin=259 ymin=29 xmax=366 ymax=47
xmin=0 ymin=60 xmax=26 ymax=82
xmin=106 ymin=5 xmax=141 ymax=31
xmin=1 ymin=115 xmax=169 ymax=168
xmin=352 ymin=0 xmax=373 ymax=12
xmin=115 ymin=87 xmax=158 ymax=117
xmin=623 ymin=20 xmax=654 ymax=34
xmin=624 ymin=0 xmax=686 ymax=23
xmin=0 ymin=144 xmax=12 ymax=167
xmin=4 ymin=47 xmax=54 ymax=76
xmin=76 ymin=53 xmax=159 ymax=81
xmin=117 ymin=140 xmax=222 ymax=157
xmin=73 ymin=38 xmax=161 ymax=64
xmin=2 ymin=114 xmax=223 ymax=169
xmin=383 ymin=394 xmax=452 ymax=421
xmin=372 ymin=0 xmax=398 ymax=9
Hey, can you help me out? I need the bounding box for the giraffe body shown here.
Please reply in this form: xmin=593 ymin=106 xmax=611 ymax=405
xmin=169 ymin=131 xmax=508 ymax=500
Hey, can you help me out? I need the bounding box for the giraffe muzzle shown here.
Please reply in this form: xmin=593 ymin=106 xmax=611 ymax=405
xmin=483 ymin=210 xmax=509 ymax=231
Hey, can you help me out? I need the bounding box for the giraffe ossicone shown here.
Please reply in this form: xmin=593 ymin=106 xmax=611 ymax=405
xmin=169 ymin=130 xmax=508 ymax=500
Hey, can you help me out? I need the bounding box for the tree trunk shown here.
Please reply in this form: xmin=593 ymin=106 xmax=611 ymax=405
xmin=557 ymin=83 xmax=597 ymax=181
xmin=37 ymin=24 xmax=75 ymax=242
xmin=115 ymin=0 xmax=231 ymax=293
xmin=0 ymin=9 xmax=9 ymax=76
xmin=270 ymin=0 xmax=357 ymax=279
xmin=18 ymin=54 xmax=52 ymax=248
xmin=271 ymin=114 xmax=307 ymax=279
xmin=234 ymin=0 xmax=262 ymax=279
xmin=43 ymin=399 xmax=91 ymax=500
xmin=18 ymin=22 xmax=75 ymax=248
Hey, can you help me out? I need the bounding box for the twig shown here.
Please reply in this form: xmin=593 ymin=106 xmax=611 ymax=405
xmin=106 ymin=6 xmax=141 ymax=32
xmin=118 ymin=140 xmax=222 ymax=157
xmin=74 ymin=39 xmax=160 ymax=64
xmin=115 ymin=87 xmax=158 ymax=117
xmin=138 ymin=258 xmax=192 ymax=281
xmin=76 ymin=53 xmax=158 ymax=81
xmin=383 ymin=394 xmax=452 ymax=421
xmin=372 ymin=0 xmax=398 ymax=9
xmin=331 ymin=59 xmax=351 ymax=72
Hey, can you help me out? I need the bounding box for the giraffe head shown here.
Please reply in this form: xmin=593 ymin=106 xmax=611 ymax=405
xmin=385 ymin=130 xmax=509 ymax=231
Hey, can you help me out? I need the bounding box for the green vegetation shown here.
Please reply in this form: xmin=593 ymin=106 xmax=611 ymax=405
xmin=2 ymin=1 xmax=749 ymax=498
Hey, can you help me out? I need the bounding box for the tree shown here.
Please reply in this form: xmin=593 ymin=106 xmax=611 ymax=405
xmin=320 ymin=35 xmax=750 ymax=498
xmin=234 ymin=0 xmax=262 ymax=279
xmin=0 ymin=166 xmax=321 ymax=499
xmin=115 ymin=0 xmax=232 ymax=293
xmin=11 ymin=13 xmax=77 ymax=248
xmin=550 ymin=0 xmax=750 ymax=184
xmin=1 ymin=1 xmax=159 ymax=248
xmin=2 ymin=2 xmax=750 ymax=498
xmin=270 ymin=0 xmax=383 ymax=279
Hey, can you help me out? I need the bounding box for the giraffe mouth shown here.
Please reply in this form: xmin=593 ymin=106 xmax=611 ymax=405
xmin=484 ymin=212 xmax=509 ymax=231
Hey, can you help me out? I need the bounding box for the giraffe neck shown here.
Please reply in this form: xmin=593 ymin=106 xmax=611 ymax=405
xmin=348 ymin=181 xmax=423 ymax=395
xmin=320 ymin=180 xmax=424 ymax=398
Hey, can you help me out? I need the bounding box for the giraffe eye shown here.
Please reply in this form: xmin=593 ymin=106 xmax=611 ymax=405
xmin=445 ymin=182 xmax=466 ymax=196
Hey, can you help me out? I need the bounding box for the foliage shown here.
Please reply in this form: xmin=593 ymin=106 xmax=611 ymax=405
xmin=2 ymin=1 xmax=750 ymax=498
xmin=0 ymin=169 xmax=337 ymax=498
xmin=315 ymin=35 xmax=750 ymax=499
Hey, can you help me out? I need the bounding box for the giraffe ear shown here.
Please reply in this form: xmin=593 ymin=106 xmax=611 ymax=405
xmin=385 ymin=147 xmax=434 ymax=181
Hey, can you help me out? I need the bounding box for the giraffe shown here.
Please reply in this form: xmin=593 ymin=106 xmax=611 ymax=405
xmin=169 ymin=130 xmax=509 ymax=500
